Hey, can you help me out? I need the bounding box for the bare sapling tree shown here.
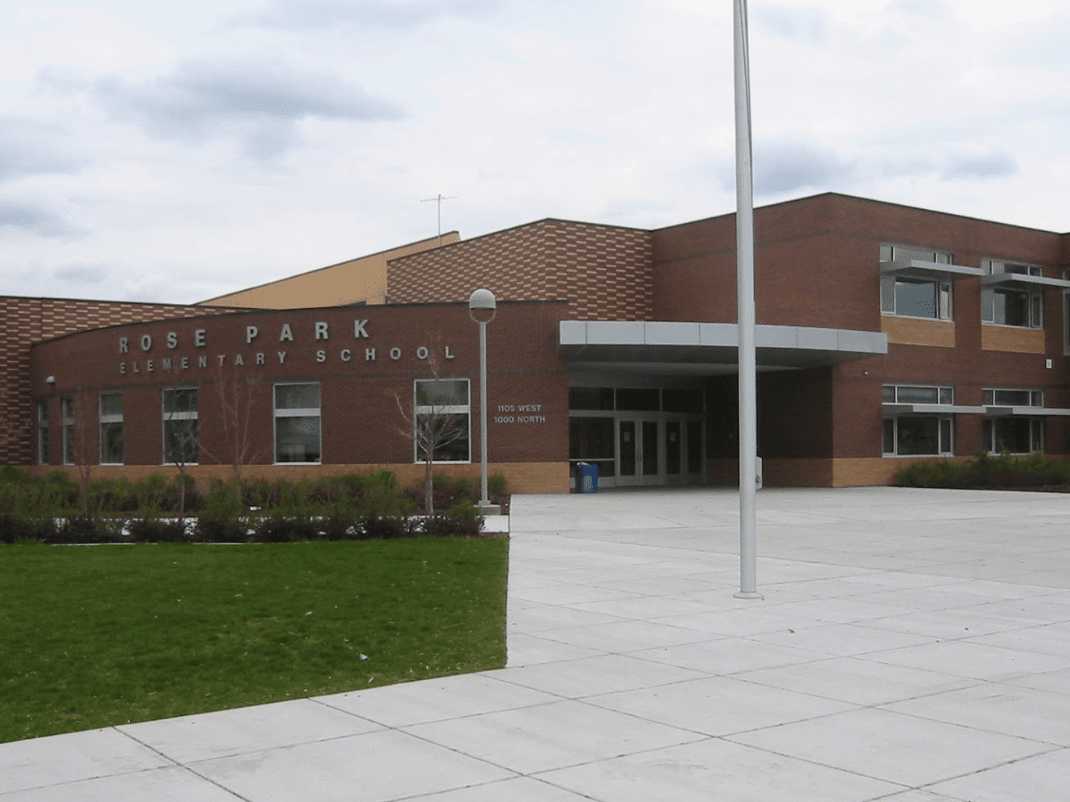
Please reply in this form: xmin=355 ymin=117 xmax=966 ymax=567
xmin=66 ymin=387 xmax=97 ymax=519
xmin=162 ymin=388 xmax=199 ymax=526
xmin=200 ymin=366 xmax=262 ymax=484
xmin=395 ymin=348 xmax=468 ymax=515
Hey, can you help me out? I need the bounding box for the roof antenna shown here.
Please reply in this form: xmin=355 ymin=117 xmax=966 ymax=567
xmin=420 ymin=194 xmax=457 ymax=240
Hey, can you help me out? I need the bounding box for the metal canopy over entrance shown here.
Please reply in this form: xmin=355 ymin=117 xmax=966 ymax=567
xmin=559 ymin=320 xmax=888 ymax=371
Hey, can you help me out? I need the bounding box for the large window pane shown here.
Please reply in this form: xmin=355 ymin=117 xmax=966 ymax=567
xmin=415 ymin=379 xmax=468 ymax=407
xmin=568 ymin=417 xmax=615 ymax=479
xmin=894 ymin=279 xmax=938 ymax=318
xmin=896 ymin=386 xmax=940 ymax=404
xmin=101 ymin=393 xmax=123 ymax=417
xmin=569 ymin=387 xmax=614 ymax=410
xmin=663 ymin=389 xmax=703 ymax=414
xmin=992 ymin=288 xmax=1030 ymax=326
xmin=882 ymin=418 xmax=895 ymax=454
xmin=100 ymin=422 xmax=124 ymax=464
xmin=896 ymin=417 xmax=941 ymax=455
xmin=993 ymin=418 xmax=1034 ymax=454
xmin=163 ymin=387 xmax=198 ymax=414
xmin=616 ymin=388 xmax=660 ymax=411
xmin=275 ymin=417 xmax=321 ymax=463
xmin=164 ymin=419 xmax=199 ymax=464
xmin=275 ymin=383 xmax=320 ymax=410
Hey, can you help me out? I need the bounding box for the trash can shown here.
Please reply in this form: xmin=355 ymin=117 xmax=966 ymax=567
xmin=575 ymin=462 xmax=599 ymax=493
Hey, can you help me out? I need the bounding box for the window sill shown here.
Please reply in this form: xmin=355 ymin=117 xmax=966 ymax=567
xmin=274 ymin=462 xmax=323 ymax=466
xmin=981 ymin=322 xmax=1042 ymax=331
xmin=881 ymin=453 xmax=954 ymax=459
xmin=880 ymin=313 xmax=954 ymax=323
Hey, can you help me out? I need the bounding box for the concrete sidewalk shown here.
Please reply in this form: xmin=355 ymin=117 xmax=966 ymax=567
xmin=4 ymin=487 xmax=1070 ymax=800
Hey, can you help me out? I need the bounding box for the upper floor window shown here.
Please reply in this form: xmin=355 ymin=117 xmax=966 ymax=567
xmin=413 ymin=378 xmax=471 ymax=463
xmin=981 ymin=259 xmax=1043 ymax=328
xmin=274 ymin=382 xmax=321 ymax=464
xmin=37 ymin=401 xmax=49 ymax=465
xmin=882 ymin=384 xmax=954 ymax=405
xmin=99 ymin=392 xmax=124 ymax=465
xmin=162 ymin=387 xmax=199 ymax=465
xmin=983 ymin=388 xmax=1043 ymax=407
xmin=880 ymin=243 xmax=953 ymax=320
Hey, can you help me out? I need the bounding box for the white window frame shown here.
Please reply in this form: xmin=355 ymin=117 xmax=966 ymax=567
xmin=161 ymin=386 xmax=199 ymax=466
xmin=61 ymin=396 xmax=75 ymax=466
xmin=413 ymin=378 xmax=471 ymax=464
xmin=982 ymin=387 xmax=1044 ymax=407
xmin=881 ymin=384 xmax=955 ymax=405
xmin=36 ymin=400 xmax=49 ymax=466
xmin=882 ymin=416 xmax=954 ymax=457
xmin=983 ymin=418 xmax=1045 ymax=455
xmin=1063 ymin=269 xmax=1070 ymax=356
xmin=880 ymin=243 xmax=954 ymax=321
xmin=273 ymin=381 xmax=322 ymax=465
xmin=99 ymin=392 xmax=124 ymax=466
xmin=981 ymin=258 xmax=1043 ymax=329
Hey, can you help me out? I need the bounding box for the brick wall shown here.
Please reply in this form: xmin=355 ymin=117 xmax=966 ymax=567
xmin=1 ymin=296 xmax=235 ymax=465
xmin=387 ymin=219 xmax=654 ymax=320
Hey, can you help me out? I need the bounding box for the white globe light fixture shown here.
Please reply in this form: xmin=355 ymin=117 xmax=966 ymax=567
xmin=468 ymin=288 xmax=499 ymax=515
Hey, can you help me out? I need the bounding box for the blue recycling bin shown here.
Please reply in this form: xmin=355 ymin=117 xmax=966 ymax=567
xmin=575 ymin=462 xmax=599 ymax=493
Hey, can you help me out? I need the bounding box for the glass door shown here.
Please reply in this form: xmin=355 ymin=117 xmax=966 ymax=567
xmin=617 ymin=418 xmax=661 ymax=485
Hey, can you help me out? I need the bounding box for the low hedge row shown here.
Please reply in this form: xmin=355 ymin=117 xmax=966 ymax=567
xmin=893 ymin=453 xmax=1070 ymax=489
xmin=0 ymin=468 xmax=499 ymax=544
xmin=0 ymin=502 xmax=483 ymax=545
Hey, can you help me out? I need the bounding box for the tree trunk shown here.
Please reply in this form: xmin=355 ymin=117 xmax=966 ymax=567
xmin=424 ymin=455 xmax=434 ymax=515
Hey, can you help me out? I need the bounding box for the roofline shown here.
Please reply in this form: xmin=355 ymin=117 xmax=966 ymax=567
xmin=29 ymin=298 xmax=571 ymax=346
xmin=387 ymin=217 xmax=651 ymax=265
xmin=0 ymin=293 xmax=247 ymax=310
xmin=195 ymin=230 xmax=462 ymax=304
xmin=653 ymin=192 xmax=1066 ymax=237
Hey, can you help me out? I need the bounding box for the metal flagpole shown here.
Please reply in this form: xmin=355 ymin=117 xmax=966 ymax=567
xmin=733 ymin=0 xmax=761 ymax=600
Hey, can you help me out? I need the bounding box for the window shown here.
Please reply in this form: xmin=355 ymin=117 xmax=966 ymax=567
xmin=36 ymin=401 xmax=49 ymax=465
xmin=882 ymin=385 xmax=954 ymax=405
xmin=99 ymin=393 xmax=124 ymax=465
xmin=162 ymin=387 xmax=199 ymax=464
xmin=882 ymin=384 xmax=954 ymax=457
xmin=882 ymin=416 xmax=953 ymax=457
xmin=413 ymin=378 xmax=470 ymax=463
xmin=982 ymin=259 xmax=1043 ymax=328
xmin=984 ymin=419 xmax=1044 ymax=455
xmin=880 ymin=243 xmax=953 ymax=320
xmin=274 ymin=383 xmax=321 ymax=464
xmin=983 ymin=388 xmax=1043 ymax=407
xmin=569 ymin=387 xmax=614 ymax=410
xmin=61 ymin=397 xmax=75 ymax=465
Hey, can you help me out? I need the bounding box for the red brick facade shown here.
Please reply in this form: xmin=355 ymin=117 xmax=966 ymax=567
xmin=1 ymin=296 xmax=236 ymax=464
xmin=29 ymin=302 xmax=570 ymax=491
xmin=387 ymin=219 xmax=654 ymax=320
xmin=7 ymin=193 xmax=1070 ymax=487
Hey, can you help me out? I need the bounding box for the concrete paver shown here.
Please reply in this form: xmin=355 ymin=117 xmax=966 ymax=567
xmin=4 ymin=486 xmax=1070 ymax=800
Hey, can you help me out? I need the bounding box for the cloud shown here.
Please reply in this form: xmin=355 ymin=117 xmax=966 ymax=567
xmin=0 ymin=200 xmax=82 ymax=238
xmin=752 ymin=4 xmax=827 ymax=41
xmin=52 ymin=263 xmax=107 ymax=284
xmin=87 ymin=59 xmax=404 ymax=157
xmin=0 ymin=118 xmax=85 ymax=181
xmin=747 ymin=141 xmax=853 ymax=195
xmin=940 ymin=149 xmax=1018 ymax=181
xmin=240 ymin=0 xmax=501 ymax=30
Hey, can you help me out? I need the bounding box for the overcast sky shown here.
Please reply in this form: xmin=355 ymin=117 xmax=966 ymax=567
xmin=2 ymin=0 xmax=1067 ymax=304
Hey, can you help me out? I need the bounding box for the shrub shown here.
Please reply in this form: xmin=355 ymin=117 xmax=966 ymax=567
xmin=894 ymin=454 xmax=1070 ymax=490
xmin=129 ymin=518 xmax=188 ymax=543
xmin=488 ymin=472 xmax=509 ymax=505
xmin=420 ymin=501 xmax=484 ymax=537
xmin=322 ymin=500 xmax=361 ymax=540
xmin=0 ymin=513 xmax=56 ymax=543
xmin=252 ymin=512 xmax=318 ymax=543
xmin=361 ymin=515 xmax=415 ymax=540
xmin=50 ymin=516 xmax=122 ymax=544
xmin=195 ymin=480 xmax=248 ymax=542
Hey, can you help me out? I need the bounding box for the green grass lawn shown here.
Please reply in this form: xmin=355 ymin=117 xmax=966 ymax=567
xmin=0 ymin=538 xmax=508 ymax=743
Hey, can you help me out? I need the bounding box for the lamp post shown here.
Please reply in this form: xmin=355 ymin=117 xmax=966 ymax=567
xmin=468 ymin=288 xmax=500 ymax=515
xmin=733 ymin=0 xmax=762 ymax=600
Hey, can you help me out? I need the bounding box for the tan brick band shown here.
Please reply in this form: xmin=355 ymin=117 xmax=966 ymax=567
xmin=981 ymin=324 xmax=1045 ymax=354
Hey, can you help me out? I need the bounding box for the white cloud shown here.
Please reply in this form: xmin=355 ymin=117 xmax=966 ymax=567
xmin=0 ymin=0 xmax=1067 ymax=303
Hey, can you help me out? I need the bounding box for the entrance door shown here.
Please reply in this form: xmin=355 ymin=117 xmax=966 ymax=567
xmin=618 ymin=418 xmax=660 ymax=485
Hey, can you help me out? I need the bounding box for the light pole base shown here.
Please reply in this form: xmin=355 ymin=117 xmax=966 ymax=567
xmin=476 ymin=502 xmax=501 ymax=516
xmin=733 ymin=591 xmax=764 ymax=600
